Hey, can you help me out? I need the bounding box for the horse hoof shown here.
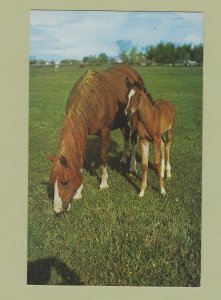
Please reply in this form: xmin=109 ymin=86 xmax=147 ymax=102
xmin=54 ymin=207 xmax=62 ymax=214
xmin=139 ymin=191 xmax=145 ymax=197
xmin=161 ymin=187 xmax=166 ymax=195
xmin=129 ymin=170 xmax=137 ymax=177
xmin=99 ymin=183 xmax=109 ymax=189
xmin=166 ymin=171 xmax=171 ymax=178
xmin=66 ymin=204 xmax=71 ymax=212
xmin=73 ymin=193 xmax=82 ymax=200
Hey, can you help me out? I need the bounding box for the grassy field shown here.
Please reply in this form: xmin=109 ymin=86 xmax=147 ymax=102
xmin=28 ymin=64 xmax=202 ymax=286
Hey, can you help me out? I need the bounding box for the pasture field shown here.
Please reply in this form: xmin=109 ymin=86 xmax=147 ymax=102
xmin=28 ymin=64 xmax=202 ymax=286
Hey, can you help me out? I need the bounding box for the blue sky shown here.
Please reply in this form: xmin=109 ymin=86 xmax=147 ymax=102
xmin=30 ymin=11 xmax=204 ymax=61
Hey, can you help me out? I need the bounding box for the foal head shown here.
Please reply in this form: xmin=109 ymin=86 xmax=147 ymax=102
xmin=125 ymin=77 xmax=143 ymax=117
xmin=48 ymin=154 xmax=82 ymax=214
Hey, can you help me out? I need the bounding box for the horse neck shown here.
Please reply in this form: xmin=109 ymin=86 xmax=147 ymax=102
xmin=58 ymin=111 xmax=88 ymax=170
xmin=138 ymin=92 xmax=156 ymax=123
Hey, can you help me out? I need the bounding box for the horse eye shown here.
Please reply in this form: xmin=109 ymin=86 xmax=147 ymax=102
xmin=61 ymin=180 xmax=69 ymax=186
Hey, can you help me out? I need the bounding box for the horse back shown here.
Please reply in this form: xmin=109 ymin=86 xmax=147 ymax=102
xmin=154 ymin=99 xmax=176 ymax=133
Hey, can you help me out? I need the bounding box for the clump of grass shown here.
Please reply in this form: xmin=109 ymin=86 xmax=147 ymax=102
xmin=28 ymin=65 xmax=202 ymax=286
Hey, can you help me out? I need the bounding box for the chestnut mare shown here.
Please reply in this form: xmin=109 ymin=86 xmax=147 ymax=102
xmin=125 ymin=77 xmax=176 ymax=197
xmin=49 ymin=66 xmax=145 ymax=213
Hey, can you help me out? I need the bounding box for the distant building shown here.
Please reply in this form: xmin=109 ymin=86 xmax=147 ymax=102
xmin=185 ymin=60 xmax=198 ymax=66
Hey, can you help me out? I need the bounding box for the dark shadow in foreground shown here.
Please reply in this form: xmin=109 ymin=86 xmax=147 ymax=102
xmin=27 ymin=257 xmax=84 ymax=285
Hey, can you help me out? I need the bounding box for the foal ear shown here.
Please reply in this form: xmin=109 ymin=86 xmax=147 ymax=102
xmin=59 ymin=155 xmax=69 ymax=168
xmin=125 ymin=77 xmax=132 ymax=88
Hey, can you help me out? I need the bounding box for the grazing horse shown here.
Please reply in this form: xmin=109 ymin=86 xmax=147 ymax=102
xmin=48 ymin=66 xmax=146 ymax=213
xmin=125 ymin=77 xmax=176 ymax=197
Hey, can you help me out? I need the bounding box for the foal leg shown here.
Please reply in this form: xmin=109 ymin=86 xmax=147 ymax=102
xmin=165 ymin=141 xmax=172 ymax=178
xmin=154 ymin=138 xmax=166 ymax=195
xmin=139 ymin=139 xmax=149 ymax=197
xmin=165 ymin=129 xmax=173 ymax=178
xmin=160 ymin=139 xmax=166 ymax=178
xmin=120 ymin=124 xmax=131 ymax=163
xmin=129 ymin=131 xmax=137 ymax=176
xmin=99 ymin=128 xmax=110 ymax=189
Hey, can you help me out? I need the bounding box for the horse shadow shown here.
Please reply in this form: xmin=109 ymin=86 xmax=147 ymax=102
xmin=84 ymin=136 xmax=151 ymax=193
xmin=43 ymin=135 xmax=157 ymax=198
xmin=27 ymin=257 xmax=83 ymax=285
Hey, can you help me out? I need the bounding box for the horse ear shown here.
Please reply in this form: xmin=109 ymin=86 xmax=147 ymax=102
xmin=46 ymin=153 xmax=56 ymax=162
xmin=59 ymin=155 xmax=69 ymax=168
xmin=125 ymin=77 xmax=132 ymax=88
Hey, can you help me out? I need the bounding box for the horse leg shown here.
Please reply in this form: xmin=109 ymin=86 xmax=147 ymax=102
xmin=120 ymin=123 xmax=131 ymax=163
xmin=99 ymin=128 xmax=110 ymax=189
xmin=139 ymin=138 xmax=149 ymax=197
xmin=129 ymin=131 xmax=137 ymax=176
xmin=161 ymin=139 xmax=166 ymax=178
xmin=154 ymin=138 xmax=166 ymax=195
xmin=165 ymin=140 xmax=172 ymax=178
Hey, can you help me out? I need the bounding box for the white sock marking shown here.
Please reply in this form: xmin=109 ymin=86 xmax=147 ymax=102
xmin=100 ymin=166 xmax=109 ymax=189
xmin=139 ymin=190 xmax=145 ymax=197
xmin=161 ymin=187 xmax=166 ymax=195
xmin=166 ymin=161 xmax=171 ymax=178
xmin=161 ymin=158 xmax=165 ymax=178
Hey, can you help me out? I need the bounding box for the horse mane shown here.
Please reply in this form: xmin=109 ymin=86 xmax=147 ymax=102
xmin=134 ymin=77 xmax=155 ymax=104
xmin=50 ymin=70 xmax=105 ymax=185
xmin=135 ymin=76 xmax=154 ymax=104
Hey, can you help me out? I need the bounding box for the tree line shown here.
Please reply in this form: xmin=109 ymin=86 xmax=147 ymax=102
xmin=118 ymin=42 xmax=203 ymax=65
xmin=30 ymin=42 xmax=203 ymax=66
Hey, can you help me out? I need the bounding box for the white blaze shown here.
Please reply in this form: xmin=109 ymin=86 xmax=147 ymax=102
xmin=54 ymin=180 xmax=62 ymax=213
xmin=126 ymin=89 xmax=135 ymax=113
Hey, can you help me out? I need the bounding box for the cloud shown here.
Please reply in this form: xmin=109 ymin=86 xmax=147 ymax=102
xmin=30 ymin=11 xmax=204 ymax=60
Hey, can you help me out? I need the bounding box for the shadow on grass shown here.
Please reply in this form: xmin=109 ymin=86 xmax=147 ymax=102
xmin=85 ymin=136 xmax=142 ymax=191
xmin=27 ymin=257 xmax=84 ymax=285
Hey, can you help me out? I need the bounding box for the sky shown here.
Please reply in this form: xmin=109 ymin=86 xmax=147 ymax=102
xmin=30 ymin=11 xmax=204 ymax=62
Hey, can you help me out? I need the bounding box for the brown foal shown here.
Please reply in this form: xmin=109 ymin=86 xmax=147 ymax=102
xmin=125 ymin=78 xmax=176 ymax=197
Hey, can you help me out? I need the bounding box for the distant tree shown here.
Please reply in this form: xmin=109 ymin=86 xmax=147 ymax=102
xmin=176 ymin=44 xmax=192 ymax=62
xmin=191 ymin=44 xmax=203 ymax=63
xmin=97 ymin=53 xmax=108 ymax=65
xmin=120 ymin=50 xmax=129 ymax=64
xmin=29 ymin=59 xmax=38 ymax=65
xmin=129 ymin=47 xmax=138 ymax=65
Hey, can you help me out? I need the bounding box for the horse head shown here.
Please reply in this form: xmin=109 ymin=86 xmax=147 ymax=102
xmin=48 ymin=154 xmax=82 ymax=214
xmin=125 ymin=77 xmax=143 ymax=117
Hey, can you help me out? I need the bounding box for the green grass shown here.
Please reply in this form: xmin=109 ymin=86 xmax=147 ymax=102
xmin=28 ymin=64 xmax=202 ymax=286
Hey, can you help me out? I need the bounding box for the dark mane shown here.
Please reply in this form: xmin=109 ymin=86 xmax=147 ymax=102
xmin=133 ymin=78 xmax=155 ymax=104
xmin=140 ymin=82 xmax=154 ymax=104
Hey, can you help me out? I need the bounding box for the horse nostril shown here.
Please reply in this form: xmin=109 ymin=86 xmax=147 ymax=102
xmin=62 ymin=202 xmax=70 ymax=212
